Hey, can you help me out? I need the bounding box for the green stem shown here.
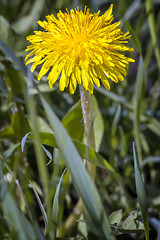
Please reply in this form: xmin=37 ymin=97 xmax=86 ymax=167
xmin=57 ymin=85 xmax=96 ymax=237
xmin=79 ymin=84 xmax=96 ymax=179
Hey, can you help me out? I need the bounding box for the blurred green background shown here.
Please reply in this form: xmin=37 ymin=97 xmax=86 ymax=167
xmin=0 ymin=0 xmax=160 ymax=239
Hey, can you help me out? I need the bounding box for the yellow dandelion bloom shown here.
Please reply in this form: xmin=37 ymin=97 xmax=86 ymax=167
xmin=25 ymin=4 xmax=135 ymax=94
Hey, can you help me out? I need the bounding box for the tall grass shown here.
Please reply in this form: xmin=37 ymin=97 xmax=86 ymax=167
xmin=0 ymin=0 xmax=160 ymax=239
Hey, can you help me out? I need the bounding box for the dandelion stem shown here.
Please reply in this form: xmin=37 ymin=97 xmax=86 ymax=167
xmin=57 ymin=85 xmax=96 ymax=237
xmin=79 ymin=84 xmax=96 ymax=179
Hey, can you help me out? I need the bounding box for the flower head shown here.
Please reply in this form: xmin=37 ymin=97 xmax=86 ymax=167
xmin=25 ymin=4 xmax=134 ymax=94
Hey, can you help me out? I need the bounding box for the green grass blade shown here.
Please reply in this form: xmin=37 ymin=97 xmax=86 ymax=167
xmin=40 ymin=145 xmax=52 ymax=165
xmin=0 ymin=177 xmax=36 ymax=240
xmin=111 ymin=104 xmax=121 ymax=137
xmin=21 ymin=132 xmax=52 ymax=164
xmin=134 ymin=57 xmax=147 ymax=162
xmin=96 ymin=87 xmax=160 ymax=142
xmin=21 ymin=132 xmax=31 ymax=152
xmin=28 ymin=132 xmax=114 ymax=172
xmin=40 ymin=94 xmax=115 ymax=240
xmin=133 ymin=143 xmax=149 ymax=240
xmin=126 ymin=21 xmax=142 ymax=55
xmin=145 ymin=0 xmax=160 ymax=70
xmin=26 ymin=66 xmax=49 ymax=204
xmin=52 ymin=169 xmax=66 ymax=240
xmin=0 ymin=40 xmax=27 ymax=76
xmin=95 ymin=86 xmax=133 ymax=110
xmin=144 ymin=116 xmax=160 ymax=137
xmin=96 ymin=86 xmax=160 ymax=136
xmin=29 ymin=181 xmax=48 ymax=230
xmin=3 ymin=143 xmax=21 ymax=161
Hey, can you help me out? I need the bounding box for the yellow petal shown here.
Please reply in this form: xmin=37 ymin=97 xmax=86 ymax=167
xmin=103 ymin=4 xmax=113 ymax=21
xmin=69 ymin=73 xmax=77 ymax=94
xmin=48 ymin=61 xmax=65 ymax=88
xmin=81 ymin=69 xmax=88 ymax=90
xmin=74 ymin=66 xmax=81 ymax=84
xmin=102 ymin=79 xmax=110 ymax=90
xmin=87 ymin=79 xmax=94 ymax=94
xmin=25 ymin=4 xmax=135 ymax=94
xmin=59 ymin=69 xmax=66 ymax=91
xmin=38 ymin=59 xmax=50 ymax=80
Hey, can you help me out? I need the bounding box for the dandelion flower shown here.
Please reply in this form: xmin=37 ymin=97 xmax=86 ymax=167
xmin=25 ymin=4 xmax=135 ymax=94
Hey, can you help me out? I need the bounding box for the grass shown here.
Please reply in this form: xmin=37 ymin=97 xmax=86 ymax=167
xmin=0 ymin=0 xmax=160 ymax=239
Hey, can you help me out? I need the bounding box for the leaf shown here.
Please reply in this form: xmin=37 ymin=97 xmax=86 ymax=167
xmin=40 ymin=94 xmax=115 ymax=240
xmin=0 ymin=125 xmax=15 ymax=139
xmin=121 ymin=211 xmax=145 ymax=232
xmin=12 ymin=109 xmax=31 ymax=140
xmin=21 ymin=132 xmax=31 ymax=152
xmin=77 ymin=214 xmax=88 ymax=237
xmin=109 ymin=209 xmax=123 ymax=226
xmin=22 ymin=132 xmax=52 ymax=164
xmin=29 ymin=116 xmax=53 ymax=133
xmin=28 ymin=132 xmax=114 ymax=172
xmin=40 ymin=145 xmax=52 ymax=165
xmin=6 ymin=67 xmax=27 ymax=95
xmin=62 ymin=100 xmax=84 ymax=141
xmin=52 ymin=169 xmax=66 ymax=240
xmin=133 ymin=143 xmax=149 ymax=240
xmin=90 ymin=95 xmax=104 ymax=151
xmin=29 ymin=181 xmax=48 ymax=230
